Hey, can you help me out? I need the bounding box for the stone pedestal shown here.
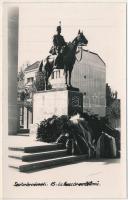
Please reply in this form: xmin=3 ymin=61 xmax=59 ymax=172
xmin=49 ymin=69 xmax=65 ymax=89
xmin=33 ymin=88 xmax=83 ymax=124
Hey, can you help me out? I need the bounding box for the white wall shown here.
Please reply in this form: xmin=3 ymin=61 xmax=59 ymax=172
xmin=72 ymin=50 xmax=106 ymax=116
xmin=33 ymin=90 xmax=68 ymax=123
xmin=24 ymin=69 xmax=38 ymax=84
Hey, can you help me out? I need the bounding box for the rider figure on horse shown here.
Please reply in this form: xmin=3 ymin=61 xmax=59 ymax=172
xmin=49 ymin=21 xmax=67 ymax=68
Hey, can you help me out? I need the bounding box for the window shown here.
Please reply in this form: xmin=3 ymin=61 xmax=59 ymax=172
xmin=27 ymin=77 xmax=34 ymax=83
xmin=31 ymin=77 xmax=34 ymax=82
xmin=27 ymin=78 xmax=31 ymax=83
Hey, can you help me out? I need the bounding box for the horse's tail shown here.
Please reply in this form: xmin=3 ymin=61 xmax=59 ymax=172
xmin=46 ymin=55 xmax=51 ymax=62
xmin=39 ymin=60 xmax=43 ymax=72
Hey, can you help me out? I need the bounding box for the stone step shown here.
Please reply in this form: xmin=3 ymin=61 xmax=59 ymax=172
xmin=8 ymin=143 xmax=64 ymax=153
xmin=8 ymin=149 xmax=68 ymax=162
xmin=8 ymin=154 xmax=88 ymax=172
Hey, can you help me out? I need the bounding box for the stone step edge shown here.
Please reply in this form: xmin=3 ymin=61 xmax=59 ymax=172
xmin=9 ymin=154 xmax=88 ymax=172
xmin=8 ymin=143 xmax=64 ymax=153
xmin=8 ymin=149 xmax=68 ymax=161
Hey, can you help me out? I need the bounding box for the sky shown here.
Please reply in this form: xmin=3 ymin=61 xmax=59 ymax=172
xmin=18 ymin=3 xmax=126 ymax=98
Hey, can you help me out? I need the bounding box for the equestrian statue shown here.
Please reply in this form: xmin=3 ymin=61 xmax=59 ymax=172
xmin=39 ymin=22 xmax=88 ymax=90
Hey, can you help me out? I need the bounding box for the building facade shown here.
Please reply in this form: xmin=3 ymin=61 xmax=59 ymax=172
xmin=24 ymin=61 xmax=40 ymax=87
xmin=17 ymin=61 xmax=40 ymax=131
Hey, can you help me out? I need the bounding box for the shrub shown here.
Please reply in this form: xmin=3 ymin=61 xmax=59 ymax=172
xmin=36 ymin=115 xmax=69 ymax=142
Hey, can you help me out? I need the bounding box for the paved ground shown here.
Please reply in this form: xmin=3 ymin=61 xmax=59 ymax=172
xmin=8 ymin=134 xmax=50 ymax=147
xmin=3 ymin=135 xmax=127 ymax=199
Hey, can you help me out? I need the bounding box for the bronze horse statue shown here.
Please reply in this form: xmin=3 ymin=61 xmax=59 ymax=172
xmin=39 ymin=31 xmax=88 ymax=90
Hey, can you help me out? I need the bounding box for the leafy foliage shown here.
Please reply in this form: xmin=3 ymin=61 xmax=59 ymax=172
xmin=106 ymin=99 xmax=120 ymax=119
xmin=35 ymin=71 xmax=52 ymax=91
xmin=106 ymin=83 xmax=120 ymax=128
xmin=106 ymin=83 xmax=118 ymax=106
xmin=37 ymin=115 xmax=69 ymax=142
xmin=35 ymin=71 xmax=46 ymax=91
xmin=24 ymin=100 xmax=33 ymax=112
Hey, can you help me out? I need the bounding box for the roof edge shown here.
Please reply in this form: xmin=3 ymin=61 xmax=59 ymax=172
xmin=83 ymin=49 xmax=106 ymax=66
xmin=24 ymin=61 xmax=40 ymax=72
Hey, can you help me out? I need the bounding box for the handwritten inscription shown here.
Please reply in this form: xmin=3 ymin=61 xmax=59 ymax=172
xmin=14 ymin=181 xmax=100 ymax=187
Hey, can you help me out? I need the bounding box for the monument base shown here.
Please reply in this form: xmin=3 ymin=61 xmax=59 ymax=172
xmin=33 ymin=88 xmax=83 ymax=124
